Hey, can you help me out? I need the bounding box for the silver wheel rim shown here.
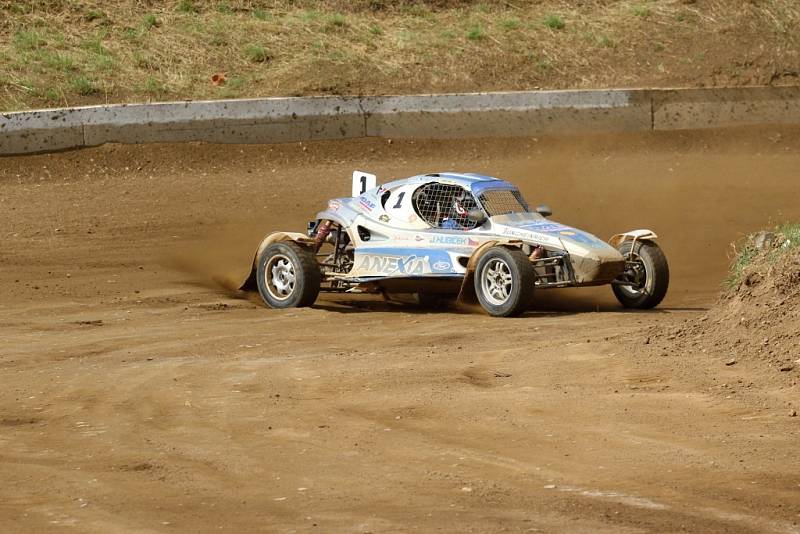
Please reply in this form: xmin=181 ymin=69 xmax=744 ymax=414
xmin=265 ymin=254 xmax=296 ymax=301
xmin=621 ymin=251 xmax=650 ymax=297
xmin=481 ymin=258 xmax=513 ymax=306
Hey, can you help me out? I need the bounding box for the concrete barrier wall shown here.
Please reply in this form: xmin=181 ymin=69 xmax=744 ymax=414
xmin=363 ymin=91 xmax=653 ymax=138
xmin=652 ymin=86 xmax=800 ymax=130
xmin=2 ymin=86 xmax=799 ymax=155
xmin=1 ymin=97 xmax=366 ymax=155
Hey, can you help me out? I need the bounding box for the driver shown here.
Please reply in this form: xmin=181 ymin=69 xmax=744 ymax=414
xmin=441 ymin=191 xmax=471 ymax=230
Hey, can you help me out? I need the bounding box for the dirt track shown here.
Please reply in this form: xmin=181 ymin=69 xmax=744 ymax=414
xmin=2 ymin=129 xmax=800 ymax=533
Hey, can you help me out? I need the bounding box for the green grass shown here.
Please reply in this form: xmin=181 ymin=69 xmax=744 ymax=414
xmin=133 ymin=52 xmax=155 ymax=70
xmin=631 ymin=5 xmax=652 ymax=18
xmin=244 ymin=44 xmax=270 ymax=63
xmin=543 ymin=14 xmax=565 ymax=30
xmin=142 ymin=14 xmax=161 ymax=29
xmin=208 ymin=20 xmax=229 ymax=46
xmin=297 ymin=9 xmax=321 ymax=23
xmin=502 ymin=17 xmax=521 ymax=30
xmin=466 ymin=23 xmax=485 ymax=40
xmin=177 ymin=0 xmax=198 ymax=14
xmin=726 ymin=242 xmax=757 ymax=289
xmin=725 ymin=223 xmax=800 ymax=288
xmin=597 ymin=35 xmax=614 ymax=48
xmin=535 ymin=56 xmax=552 ymax=71
xmin=84 ymin=10 xmax=107 ymax=23
xmin=39 ymin=51 xmax=75 ymax=72
xmin=43 ymin=87 xmax=61 ymax=103
xmin=143 ymin=76 xmax=166 ymax=96
xmin=81 ymin=37 xmax=109 ymax=56
xmin=776 ymin=223 xmax=800 ymax=252
xmin=325 ymin=13 xmax=348 ymax=31
xmin=218 ymin=74 xmax=247 ymax=98
xmin=13 ymin=30 xmax=46 ymax=51
xmin=69 ymin=76 xmax=99 ymax=96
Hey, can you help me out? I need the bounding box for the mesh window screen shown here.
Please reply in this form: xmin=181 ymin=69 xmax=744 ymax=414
xmin=478 ymin=190 xmax=529 ymax=216
xmin=412 ymin=183 xmax=481 ymax=230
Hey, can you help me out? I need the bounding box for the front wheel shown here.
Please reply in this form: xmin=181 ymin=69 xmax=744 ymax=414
xmin=474 ymin=247 xmax=535 ymax=317
xmin=256 ymin=241 xmax=321 ymax=309
xmin=612 ymin=240 xmax=669 ymax=309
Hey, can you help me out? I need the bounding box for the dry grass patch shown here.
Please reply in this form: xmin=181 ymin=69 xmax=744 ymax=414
xmin=0 ymin=1 xmax=798 ymax=110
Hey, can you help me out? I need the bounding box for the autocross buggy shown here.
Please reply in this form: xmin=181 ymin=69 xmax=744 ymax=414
xmin=241 ymin=172 xmax=669 ymax=317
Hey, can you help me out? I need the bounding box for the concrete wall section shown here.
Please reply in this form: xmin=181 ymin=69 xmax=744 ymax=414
xmin=364 ymin=90 xmax=652 ymax=138
xmin=81 ymin=97 xmax=366 ymax=145
xmin=0 ymin=108 xmax=86 ymax=154
xmin=652 ymin=86 xmax=800 ymax=130
xmin=3 ymin=87 xmax=800 ymax=156
xmin=1 ymin=97 xmax=365 ymax=155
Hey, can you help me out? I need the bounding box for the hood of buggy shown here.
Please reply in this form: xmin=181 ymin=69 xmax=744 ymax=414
xmin=489 ymin=213 xmax=625 ymax=285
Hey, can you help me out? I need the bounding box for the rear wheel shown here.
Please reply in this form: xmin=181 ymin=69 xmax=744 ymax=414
xmin=256 ymin=241 xmax=321 ymax=309
xmin=612 ymin=240 xmax=669 ymax=309
xmin=474 ymin=247 xmax=535 ymax=317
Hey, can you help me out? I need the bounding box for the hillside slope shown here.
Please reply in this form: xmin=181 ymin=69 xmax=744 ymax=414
xmin=1 ymin=0 xmax=799 ymax=111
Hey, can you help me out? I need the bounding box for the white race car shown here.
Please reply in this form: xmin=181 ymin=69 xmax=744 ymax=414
xmin=241 ymin=172 xmax=669 ymax=317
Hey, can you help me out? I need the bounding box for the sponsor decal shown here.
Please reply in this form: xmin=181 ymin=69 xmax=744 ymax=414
xmin=358 ymin=254 xmax=429 ymax=275
xmin=509 ymin=222 xmax=606 ymax=247
xmin=564 ymin=231 xmax=607 ymax=247
xmin=379 ymin=214 xmax=390 ymax=223
xmin=408 ymin=214 xmax=418 ymax=223
xmin=519 ymin=222 xmax=568 ymax=233
xmin=501 ymin=228 xmax=560 ymax=246
xmin=358 ymin=196 xmax=376 ymax=212
xmin=429 ymin=235 xmax=481 ymax=247
xmin=356 ymin=248 xmax=454 ymax=275
xmin=328 ymin=200 xmax=342 ymax=212
xmin=503 ymin=228 xmax=535 ymax=239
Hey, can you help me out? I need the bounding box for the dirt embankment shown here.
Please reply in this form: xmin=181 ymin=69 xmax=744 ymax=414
xmin=2 ymin=0 xmax=799 ymax=110
xmin=637 ymin=229 xmax=800 ymax=415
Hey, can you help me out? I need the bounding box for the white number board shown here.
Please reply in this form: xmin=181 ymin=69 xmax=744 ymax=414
xmin=352 ymin=171 xmax=377 ymax=197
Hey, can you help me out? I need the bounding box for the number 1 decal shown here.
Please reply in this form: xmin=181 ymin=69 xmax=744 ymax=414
xmin=392 ymin=192 xmax=406 ymax=209
xmin=352 ymin=171 xmax=376 ymax=197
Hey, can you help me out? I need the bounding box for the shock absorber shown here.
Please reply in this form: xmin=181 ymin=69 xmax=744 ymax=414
xmin=530 ymin=245 xmax=546 ymax=261
xmin=314 ymin=220 xmax=332 ymax=252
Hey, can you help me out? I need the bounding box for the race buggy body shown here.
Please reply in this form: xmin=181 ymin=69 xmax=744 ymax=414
xmin=241 ymin=172 xmax=669 ymax=317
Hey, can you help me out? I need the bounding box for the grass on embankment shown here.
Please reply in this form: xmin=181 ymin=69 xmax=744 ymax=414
xmin=726 ymin=223 xmax=800 ymax=289
xmin=1 ymin=0 xmax=799 ymax=111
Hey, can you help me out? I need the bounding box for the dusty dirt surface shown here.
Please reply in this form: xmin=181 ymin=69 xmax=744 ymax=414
xmin=2 ymin=129 xmax=800 ymax=532
xmin=639 ymin=228 xmax=800 ymax=413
